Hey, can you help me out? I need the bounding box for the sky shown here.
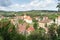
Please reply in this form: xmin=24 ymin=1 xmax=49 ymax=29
xmin=0 ymin=0 xmax=58 ymax=11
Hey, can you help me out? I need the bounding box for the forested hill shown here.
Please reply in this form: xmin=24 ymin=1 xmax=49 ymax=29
xmin=0 ymin=10 xmax=59 ymax=17
xmin=0 ymin=10 xmax=58 ymax=13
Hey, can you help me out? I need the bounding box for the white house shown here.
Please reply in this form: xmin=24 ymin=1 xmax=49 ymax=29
xmin=38 ymin=16 xmax=54 ymax=28
xmin=23 ymin=14 xmax=32 ymax=24
xmin=55 ymin=16 xmax=60 ymax=25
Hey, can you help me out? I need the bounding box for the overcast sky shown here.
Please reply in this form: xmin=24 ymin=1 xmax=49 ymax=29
xmin=0 ymin=0 xmax=58 ymax=11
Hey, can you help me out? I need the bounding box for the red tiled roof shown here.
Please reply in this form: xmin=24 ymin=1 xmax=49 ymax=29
xmin=26 ymin=26 xmax=35 ymax=32
xmin=18 ymin=24 xmax=26 ymax=32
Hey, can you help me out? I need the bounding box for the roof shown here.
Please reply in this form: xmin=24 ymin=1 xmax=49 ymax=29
xmin=18 ymin=24 xmax=26 ymax=32
xmin=38 ymin=16 xmax=52 ymax=23
xmin=24 ymin=15 xmax=32 ymax=20
xmin=39 ymin=19 xmax=51 ymax=23
xmin=26 ymin=26 xmax=35 ymax=32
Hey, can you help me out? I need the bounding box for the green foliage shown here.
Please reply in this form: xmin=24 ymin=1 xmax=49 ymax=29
xmin=26 ymin=24 xmax=30 ymax=29
xmin=0 ymin=10 xmax=58 ymax=17
xmin=9 ymin=33 xmax=26 ymax=40
xmin=39 ymin=27 xmax=46 ymax=33
xmin=0 ymin=19 xmax=26 ymax=40
xmin=57 ymin=3 xmax=60 ymax=8
xmin=33 ymin=22 xmax=38 ymax=30
xmin=0 ymin=10 xmax=60 ymax=40
xmin=27 ymin=31 xmax=44 ymax=40
xmin=32 ymin=18 xmax=38 ymax=22
xmin=48 ymin=14 xmax=58 ymax=22
xmin=0 ymin=19 xmax=11 ymax=40
xmin=57 ymin=3 xmax=60 ymax=11
xmin=27 ymin=28 xmax=46 ymax=40
xmin=48 ymin=24 xmax=58 ymax=40
xmin=18 ymin=19 xmax=24 ymax=24
xmin=0 ymin=36 xmax=4 ymax=40
xmin=57 ymin=25 xmax=60 ymax=40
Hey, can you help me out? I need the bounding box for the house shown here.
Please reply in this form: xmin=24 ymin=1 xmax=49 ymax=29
xmin=13 ymin=14 xmax=32 ymax=24
xmin=55 ymin=16 xmax=60 ymax=25
xmin=34 ymin=16 xmax=40 ymax=21
xmin=10 ymin=19 xmax=16 ymax=25
xmin=10 ymin=18 xmax=18 ymax=27
xmin=26 ymin=25 xmax=35 ymax=34
xmin=15 ymin=16 xmax=24 ymax=19
xmin=18 ymin=23 xmax=26 ymax=34
xmin=0 ymin=15 xmax=5 ymax=20
xmin=38 ymin=16 xmax=53 ymax=28
xmin=23 ymin=14 xmax=32 ymax=24
xmin=18 ymin=23 xmax=34 ymax=35
xmin=38 ymin=16 xmax=53 ymax=33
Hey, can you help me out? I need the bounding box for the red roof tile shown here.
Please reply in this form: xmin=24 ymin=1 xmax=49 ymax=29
xmin=27 ymin=26 xmax=35 ymax=32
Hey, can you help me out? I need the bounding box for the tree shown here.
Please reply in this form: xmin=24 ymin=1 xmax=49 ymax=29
xmin=33 ymin=22 xmax=38 ymax=30
xmin=27 ymin=31 xmax=45 ymax=40
xmin=57 ymin=0 xmax=60 ymax=11
xmin=48 ymin=14 xmax=58 ymax=23
xmin=0 ymin=18 xmax=11 ymax=40
xmin=0 ymin=36 xmax=4 ymax=40
xmin=18 ymin=19 xmax=25 ymax=24
xmin=27 ymin=27 xmax=48 ymax=40
xmin=57 ymin=25 xmax=60 ymax=40
xmin=48 ymin=24 xmax=58 ymax=40
xmin=0 ymin=18 xmax=26 ymax=40
xmin=57 ymin=3 xmax=60 ymax=11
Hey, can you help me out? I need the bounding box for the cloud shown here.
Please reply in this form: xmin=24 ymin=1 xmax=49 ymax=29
xmin=8 ymin=4 xmax=32 ymax=11
xmin=0 ymin=6 xmax=6 ymax=10
xmin=0 ymin=0 xmax=58 ymax=11
xmin=0 ymin=0 xmax=12 ymax=7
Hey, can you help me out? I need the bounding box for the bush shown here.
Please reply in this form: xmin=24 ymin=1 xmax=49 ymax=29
xmin=0 ymin=36 xmax=4 ymax=40
xmin=0 ymin=19 xmax=26 ymax=40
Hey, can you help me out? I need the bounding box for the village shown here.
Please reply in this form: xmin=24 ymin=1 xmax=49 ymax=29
xmin=0 ymin=13 xmax=60 ymax=35
xmin=0 ymin=0 xmax=60 ymax=40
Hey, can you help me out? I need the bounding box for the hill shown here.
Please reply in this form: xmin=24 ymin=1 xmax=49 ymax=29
xmin=0 ymin=10 xmax=59 ymax=17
